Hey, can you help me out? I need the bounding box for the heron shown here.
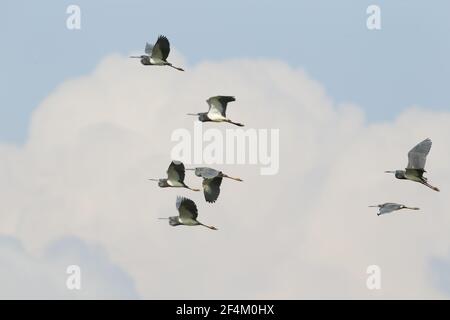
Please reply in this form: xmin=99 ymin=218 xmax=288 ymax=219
xmin=159 ymin=196 xmax=218 ymax=230
xmin=187 ymin=96 xmax=244 ymax=127
xmin=369 ymin=203 xmax=420 ymax=216
xmin=149 ymin=160 xmax=200 ymax=191
xmin=385 ymin=138 xmax=440 ymax=192
xmin=186 ymin=167 xmax=243 ymax=203
xmin=130 ymin=35 xmax=184 ymax=71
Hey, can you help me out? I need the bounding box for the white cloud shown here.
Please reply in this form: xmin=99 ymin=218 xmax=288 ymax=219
xmin=0 ymin=236 xmax=139 ymax=299
xmin=0 ymin=53 xmax=449 ymax=299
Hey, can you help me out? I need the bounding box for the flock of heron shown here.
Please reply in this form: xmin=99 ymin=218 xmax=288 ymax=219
xmin=132 ymin=35 xmax=441 ymax=227
xmin=133 ymin=35 xmax=244 ymax=230
xmin=370 ymin=138 xmax=440 ymax=216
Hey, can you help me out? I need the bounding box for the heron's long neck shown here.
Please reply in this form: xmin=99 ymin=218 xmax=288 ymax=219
xmin=141 ymin=56 xmax=151 ymax=65
xmin=396 ymin=170 xmax=407 ymax=179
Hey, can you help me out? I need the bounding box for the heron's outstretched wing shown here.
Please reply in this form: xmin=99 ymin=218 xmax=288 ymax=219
xmin=145 ymin=42 xmax=153 ymax=55
xmin=379 ymin=203 xmax=401 ymax=214
xmin=167 ymin=160 xmax=185 ymax=182
xmin=407 ymin=138 xmax=432 ymax=170
xmin=151 ymin=35 xmax=171 ymax=61
xmin=203 ymin=177 xmax=222 ymax=203
xmin=176 ymin=196 xmax=198 ymax=219
xmin=195 ymin=167 xmax=219 ymax=179
xmin=207 ymin=96 xmax=235 ymax=117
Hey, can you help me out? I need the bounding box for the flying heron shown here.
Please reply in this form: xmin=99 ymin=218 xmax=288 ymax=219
xmin=159 ymin=196 xmax=218 ymax=230
xmin=187 ymin=167 xmax=243 ymax=203
xmin=130 ymin=35 xmax=184 ymax=71
xmin=385 ymin=138 xmax=440 ymax=192
xmin=187 ymin=96 xmax=244 ymax=127
xmin=369 ymin=203 xmax=420 ymax=216
xmin=149 ymin=161 xmax=200 ymax=191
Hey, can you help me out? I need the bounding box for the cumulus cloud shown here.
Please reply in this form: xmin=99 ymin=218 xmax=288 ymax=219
xmin=0 ymin=52 xmax=449 ymax=299
xmin=0 ymin=236 xmax=139 ymax=299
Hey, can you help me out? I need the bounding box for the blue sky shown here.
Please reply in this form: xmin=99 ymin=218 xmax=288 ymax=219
xmin=1 ymin=0 xmax=450 ymax=144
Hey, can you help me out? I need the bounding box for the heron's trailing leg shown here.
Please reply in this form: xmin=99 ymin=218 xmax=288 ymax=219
xmin=421 ymin=181 xmax=440 ymax=192
xmin=200 ymin=223 xmax=218 ymax=231
xmin=226 ymin=120 xmax=244 ymax=127
xmin=168 ymin=64 xmax=184 ymax=71
xmin=222 ymin=174 xmax=243 ymax=182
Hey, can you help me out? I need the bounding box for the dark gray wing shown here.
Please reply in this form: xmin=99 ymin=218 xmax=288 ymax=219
xmin=206 ymin=96 xmax=236 ymax=117
xmin=176 ymin=196 xmax=198 ymax=219
xmin=167 ymin=160 xmax=185 ymax=182
xmin=145 ymin=42 xmax=153 ymax=55
xmin=379 ymin=203 xmax=402 ymax=214
xmin=407 ymin=138 xmax=432 ymax=170
xmin=151 ymin=35 xmax=171 ymax=61
xmin=195 ymin=167 xmax=219 ymax=179
xmin=203 ymin=177 xmax=222 ymax=203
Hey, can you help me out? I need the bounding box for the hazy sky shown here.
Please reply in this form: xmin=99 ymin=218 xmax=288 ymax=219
xmin=2 ymin=0 xmax=450 ymax=144
xmin=1 ymin=1 xmax=450 ymax=299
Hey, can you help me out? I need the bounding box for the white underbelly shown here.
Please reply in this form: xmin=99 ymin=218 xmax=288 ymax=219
xmin=179 ymin=218 xmax=198 ymax=226
xmin=208 ymin=113 xmax=226 ymax=121
xmin=150 ymin=57 xmax=165 ymax=65
xmin=168 ymin=180 xmax=184 ymax=187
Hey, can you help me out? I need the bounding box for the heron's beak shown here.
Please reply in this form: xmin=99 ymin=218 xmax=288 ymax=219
xmin=148 ymin=178 xmax=159 ymax=181
xmin=384 ymin=171 xmax=395 ymax=174
xmin=129 ymin=56 xmax=140 ymax=58
xmin=185 ymin=168 xmax=195 ymax=171
xmin=368 ymin=205 xmax=378 ymax=207
xmin=186 ymin=113 xmax=199 ymax=116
